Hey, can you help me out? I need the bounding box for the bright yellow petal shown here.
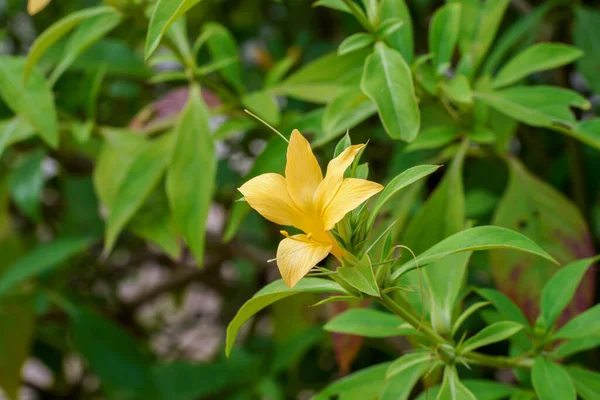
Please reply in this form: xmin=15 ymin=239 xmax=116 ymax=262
xmin=276 ymin=234 xmax=332 ymax=288
xmin=322 ymin=178 xmax=383 ymax=230
xmin=238 ymin=173 xmax=303 ymax=227
xmin=285 ymin=129 xmax=323 ymax=212
xmin=313 ymin=144 xmax=365 ymax=215
xmin=27 ymin=0 xmax=51 ymax=15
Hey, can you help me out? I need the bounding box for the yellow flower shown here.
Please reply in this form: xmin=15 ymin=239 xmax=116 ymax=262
xmin=27 ymin=0 xmax=51 ymax=15
xmin=239 ymin=129 xmax=383 ymax=288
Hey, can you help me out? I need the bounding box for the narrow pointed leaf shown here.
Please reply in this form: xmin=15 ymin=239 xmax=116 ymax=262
xmin=429 ymin=3 xmax=461 ymax=75
xmin=566 ymin=366 xmax=600 ymax=400
xmin=531 ymin=358 xmax=576 ymax=400
xmin=314 ymin=362 xmax=391 ymax=400
xmin=554 ymin=304 xmax=600 ymax=340
xmin=324 ymin=308 xmax=410 ymax=338
xmin=337 ymin=255 xmax=380 ymax=297
xmin=460 ymin=321 xmax=524 ymax=354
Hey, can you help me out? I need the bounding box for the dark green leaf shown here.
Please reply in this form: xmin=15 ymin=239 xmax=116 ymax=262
xmin=8 ymin=149 xmax=45 ymax=221
xmin=429 ymin=3 xmax=461 ymax=75
xmin=203 ymin=22 xmax=243 ymax=92
xmin=380 ymin=0 xmax=413 ymax=62
xmin=574 ymin=7 xmax=600 ymax=94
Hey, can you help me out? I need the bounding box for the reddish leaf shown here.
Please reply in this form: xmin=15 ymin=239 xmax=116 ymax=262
xmin=491 ymin=158 xmax=595 ymax=324
xmin=328 ymin=299 xmax=370 ymax=374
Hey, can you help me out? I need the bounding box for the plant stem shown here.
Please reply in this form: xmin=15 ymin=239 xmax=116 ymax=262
xmin=463 ymin=351 xmax=534 ymax=369
xmin=379 ymin=295 xmax=447 ymax=346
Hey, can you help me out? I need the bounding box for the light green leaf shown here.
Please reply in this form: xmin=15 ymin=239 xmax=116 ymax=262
xmin=203 ymin=22 xmax=243 ymax=92
xmin=8 ymin=149 xmax=45 ymax=221
xmin=404 ymin=126 xmax=460 ymax=152
xmin=271 ymin=50 xmax=368 ymax=103
xmin=72 ymin=308 xmax=157 ymax=398
xmin=391 ymin=226 xmax=557 ymax=282
xmin=145 ymin=0 xmax=203 ymax=59
xmin=226 ymin=278 xmax=348 ymax=356
xmin=493 ymin=44 xmax=583 ymax=89
xmin=317 ymin=88 xmax=376 ymax=146
xmin=337 ymin=255 xmax=380 ymax=297
xmin=566 ymin=366 xmax=600 ymax=400
xmin=338 ymin=33 xmax=374 ymax=55
xmin=572 ymin=119 xmax=600 ymax=150
xmin=368 ymin=165 xmax=440 ymax=229
xmin=104 ymin=134 xmax=172 ymax=255
xmin=460 ymin=321 xmax=524 ymax=354
xmin=24 ymin=5 xmax=118 ymax=80
xmin=242 ymin=91 xmax=281 ymax=126
xmin=452 ymin=301 xmax=490 ymax=336
xmin=540 ymin=256 xmax=598 ymax=330
xmin=314 ymin=362 xmax=390 ymax=400
xmin=475 ymin=86 xmax=590 ymax=131
xmin=166 ymin=86 xmax=215 ymax=266
xmin=313 ymin=0 xmax=351 ymax=13
xmin=553 ymin=335 xmax=600 ymax=359
xmin=531 ymin=358 xmax=576 ymax=400
xmin=50 ymin=11 xmax=123 ymax=83
xmin=574 ymin=7 xmax=600 ymax=94
xmin=381 ymin=352 xmax=433 ymax=400
xmin=0 ymin=118 xmax=35 ymax=158
xmin=361 ymin=43 xmax=420 ymax=141
xmin=380 ymin=0 xmax=413 ymax=62
xmin=0 ymin=236 xmax=94 ymax=297
xmin=441 ymin=75 xmax=473 ymax=105
xmin=437 ymin=366 xmax=477 ymax=400
xmin=377 ymin=18 xmax=404 ymax=40
xmin=324 ymin=308 xmax=411 ymax=338
xmin=0 ymin=56 xmax=58 ymax=147
xmin=415 ymin=380 xmax=518 ymax=400
xmin=429 ymin=3 xmax=461 ymax=75
xmin=554 ymin=304 xmax=600 ymax=340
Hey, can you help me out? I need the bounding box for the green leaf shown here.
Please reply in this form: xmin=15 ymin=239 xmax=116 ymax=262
xmin=475 ymin=86 xmax=590 ymax=131
xmin=361 ymin=43 xmax=420 ymax=141
xmin=572 ymin=119 xmax=600 ymax=150
xmin=454 ymin=0 xmax=510 ymax=74
xmin=531 ymin=358 xmax=576 ymax=400
xmin=490 ymin=158 xmax=595 ymax=322
xmin=415 ymin=380 xmax=518 ymax=400
xmin=452 ymin=301 xmax=491 ymax=336
xmin=397 ymin=143 xmax=467 ymax=331
xmin=404 ymin=126 xmax=460 ymax=152
xmin=203 ymin=22 xmax=243 ymax=92
xmin=483 ymin=4 xmax=551 ymax=75
xmin=226 ymin=278 xmax=348 ymax=356
xmin=104 ymin=134 xmax=172 ymax=255
xmin=540 ymin=256 xmax=598 ymax=330
xmin=429 ymin=3 xmax=461 ymax=75
xmin=242 ymin=91 xmax=281 ymax=126
xmin=24 ymin=5 xmax=118 ymax=80
xmin=8 ymin=149 xmax=45 ymax=221
xmin=554 ymin=304 xmax=600 ymax=340
xmin=0 ymin=56 xmax=58 ymax=147
xmin=392 ymin=226 xmax=557 ymax=282
xmin=324 ymin=308 xmax=411 ymax=338
xmin=382 ymin=352 xmax=433 ymax=400
xmin=380 ymin=0 xmax=413 ymax=62
xmin=377 ymin=18 xmax=404 ymax=40
xmin=493 ymin=44 xmax=583 ymax=89
xmin=0 ymin=236 xmax=94 ymax=297
xmin=166 ymin=86 xmax=215 ymax=266
xmin=129 ymin=189 xmax=180 ymax=259
xmin=0 ymin=118 xmax=35 ymax=158
xmin=72 ymin=308 xmax=157 ymax=399
xmin=314 ymin=362 xmax=391 ymax=400
xmin=338 ymin=255 xmax=380 ymax=297
xmin=270 ymin=328 xmax=324 ymax=374
xmin=0 ymin=296 xmax=35 ymax=400
xmin=313 ymin=0 xmax=351 ymax=13
xmin=460 ymin=321 xmax=524 ymax=354
xmin=437 ymin=365 xmax=477 ymax=400
xmin=50 ymin=11 xmax=123 ymax=83
xmin=271 ymin=50 xmax=367 ymax=103
xmin=154 ymin=354 xmax=260 ymax=400
xmin=318 ymin=88 xmax=376 ymax=146
xmin=368 ymin=165 xmax=440 ymax=229
xmin=145 ymin=0 xmax=203 ymax=59
xmin=222 ymin=136 xmax=287 ymax=242
xmin=566 ymin=366 xmax=600 ymax=400
xmin=338 ymin=33 xmax=374 ymax=55
xmin=553 ymin=335 xmax=600 ymax=359
xmin=441 ymin=75 xmax=473 ymax=105
xmin=574 ymin=7 xmax=600 ymax=94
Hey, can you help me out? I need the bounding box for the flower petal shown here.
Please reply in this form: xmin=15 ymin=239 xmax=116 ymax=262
xmin=27 ymin=0 xmax=51 ymax=14
xmin=323 ymin=178 xmax=383 ymax=230
xmin=238 ymin=173 xmax=303 ymax=227
xmin=285 ymin=129 xmax=323 ymax=212
xmin=276 ymin=234 xmax=332 ymax=288
xmin=313 ymin=144 xmax=365 ymax=215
